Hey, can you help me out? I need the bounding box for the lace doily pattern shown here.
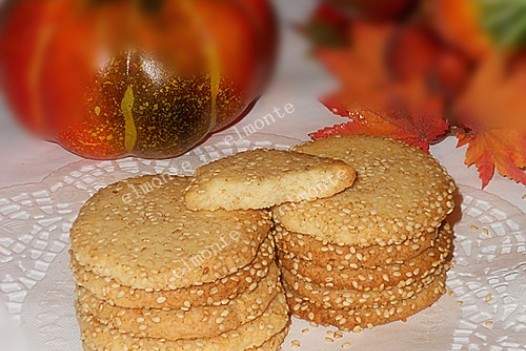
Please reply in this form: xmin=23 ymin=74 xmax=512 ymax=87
xmin=0 ymin=133 xmax=525 ymax=351
xmin=448 ymin=188 xmax=526 ymax=351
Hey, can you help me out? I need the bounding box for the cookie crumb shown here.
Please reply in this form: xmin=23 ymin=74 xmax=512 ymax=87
xmin=341 ymin=341 xmax=352 ymax=350
xmin=290 ymin=339 xmax=302 ymax=348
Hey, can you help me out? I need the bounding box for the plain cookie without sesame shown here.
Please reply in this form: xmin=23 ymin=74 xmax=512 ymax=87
xmin=184 ymin=149 xmax=356 ymax=211
xmin=273 ymin=136 xmax=456 ymax=246
xmin=70 ymin=175 xmax=272 ymax=290
xmin=71 ymin=237 xmax=275 ymax=310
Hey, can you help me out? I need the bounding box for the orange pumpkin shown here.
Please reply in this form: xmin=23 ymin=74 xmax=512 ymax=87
xmin=0 ymin=0 xmax=277 ymax=159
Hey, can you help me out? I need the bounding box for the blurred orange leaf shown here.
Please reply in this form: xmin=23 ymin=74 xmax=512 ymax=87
xmin=311 ymin=22 xmax=449 ymax=151
xmin=454 ymin=55 xmax=526 ymax=187
xmin=454 ymin=55 xmax=526 ymax=129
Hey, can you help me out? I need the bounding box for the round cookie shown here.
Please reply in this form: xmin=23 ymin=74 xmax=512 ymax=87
xmin=274 ymin=225 xmax=439 ymax=268
xmin=70 ymin=175 xmax=272 ymax=290
xmin=79 ymin=293 xmax=290 ymax=351
xmin=287 ymin=273 xmax=446 ymax=331
xmin=278 ymin=224 xmax=453 ymax=291
xmin=281 ymin=266 xmax=445 ymax=309
xmin=77 ymin=264 xmax=281 ymax=340
xmin=184 ymin=149 xmax=356 ymax=211
xmin=273 ymin=135 xmax=456 ymax=247
xmin=82 ymin=329 xmax=289 ymax=351
xmin=249 ymin=327 xmax=289 ymax=351
xmin=72 ymin=237 xmax=275 ymax=310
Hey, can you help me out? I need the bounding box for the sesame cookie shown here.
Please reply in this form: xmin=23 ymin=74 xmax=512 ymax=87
xmin=273 ymin=136 xmax=456 ymax=247
xmin=77 ymin=263 xmax=281 ymax=340
xmin=287 ymin=273 xmax=446 ymax=331
xmin=79 ymin=293 xmax=290 ymax=351
xmin=278 ymin=224 xmax=453 ymax=291
xmin=72 ymin=237 xmax=275 ymax=310
xmin=83 ymin=329 xmax=288 ymax=351
xmin=184 ymin=149 xmax=356 ymax=211
xmin=274 ymin=225 xmax=438 ymax=268
xmin=248 ymin=327 xmax=289 ymax=351
xmin=82 ymin=329 xmax=289 ymax=351
xmin=70 ymin=175 xmax=272 ymax=290
xmin=282 ymin=266 xmax=445 ymax=309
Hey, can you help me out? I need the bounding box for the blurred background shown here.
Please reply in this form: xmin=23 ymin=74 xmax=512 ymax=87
xmin=0 ymin=1 xmax=325 ymax=181
xmin=0 ymin=0 xmax=525 ymax=188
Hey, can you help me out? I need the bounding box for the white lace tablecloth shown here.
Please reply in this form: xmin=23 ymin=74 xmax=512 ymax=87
xmin=0 ymin=1 xmax=525 ymax=350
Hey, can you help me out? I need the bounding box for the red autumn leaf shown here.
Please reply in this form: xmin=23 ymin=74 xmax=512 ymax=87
xmin=311 ymin=22 xmax=449 ymax=151
xmin=313 ymin=80 xmax=448 ymax=151
xmin=454 ymin=54 xmax=526 ymax=187
xmin=457 ymin=129 xmax=526 ymax=188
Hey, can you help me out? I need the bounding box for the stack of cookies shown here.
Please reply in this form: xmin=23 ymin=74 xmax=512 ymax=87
xmin=70 ymin=135 xmax=457 ymax=347
xmin=272 ymin=135 xmax=457 ymax=331
xmin=71 ymin=149 xmax=357 ymax=350
xmin=70 ymin=175 xmax=289 ymax=351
